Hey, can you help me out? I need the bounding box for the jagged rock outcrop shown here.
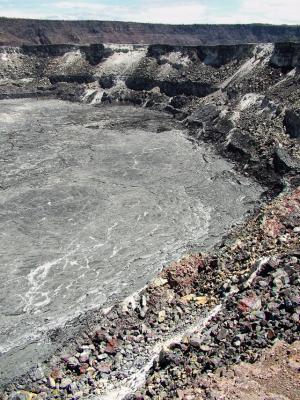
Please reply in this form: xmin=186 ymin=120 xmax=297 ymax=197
xmin=270 ymin=42 xmax=300 ymax=69
xmin=284 ymin=109 xmax=300 ymax=138
xmin=1 ymin=18 xmax=300 ymax=46
xmin=147 ymin=43 xmax=256 ymax=67
xmin=125 ymin=77 xmax=217 ymax=97
xmin=196 ymin=44 xmax=255 ymax=67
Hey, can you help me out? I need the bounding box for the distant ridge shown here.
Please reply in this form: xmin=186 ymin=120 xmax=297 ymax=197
xmin=0 ymin=18 xmax=300 ymax=46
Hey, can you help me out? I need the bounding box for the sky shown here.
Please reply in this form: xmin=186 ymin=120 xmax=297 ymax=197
xmin=0 ymin=0 xmax=299 ymax=25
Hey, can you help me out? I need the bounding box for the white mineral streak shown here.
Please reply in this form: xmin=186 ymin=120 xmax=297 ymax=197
xmin=95 ymin=304 xmax=222 ymax=400
xmin=97 ymin=45 xmax=146 ymax=76
xmin=221 ymin=44 xmax=274 ymax=89
xmin=238 ymin=93 xmax=264 ymax=111
xmin=94 ymin=257 xmax=270 ymax=400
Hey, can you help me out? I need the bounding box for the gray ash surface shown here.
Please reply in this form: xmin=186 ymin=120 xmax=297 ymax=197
xmin=0 ymin=99 xmax=263 ymax=387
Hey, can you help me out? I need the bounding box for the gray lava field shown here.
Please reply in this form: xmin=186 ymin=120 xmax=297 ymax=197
xmin=0 ymin=99 xmax=263 ymax=381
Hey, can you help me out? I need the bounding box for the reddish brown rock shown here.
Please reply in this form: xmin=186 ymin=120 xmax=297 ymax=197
xmin=238 ymin=293 xmax=262 ymax=313
xmin=79 ymin=363 xmax=89 ymax=375
xmin=105 ymin=338 xmax=119 ymax=355
xmin=262 ymin=217 xmax=284 ymax=238
xmin=163 ymin=255 xmax=206 ymax=295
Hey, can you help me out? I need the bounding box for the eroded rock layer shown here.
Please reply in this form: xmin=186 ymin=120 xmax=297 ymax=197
xmin=1 ymin=19 xmax=300 ymax=46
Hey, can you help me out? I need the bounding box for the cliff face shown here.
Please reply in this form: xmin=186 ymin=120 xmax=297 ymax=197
xmin=0 ymin=42 xmax=262 ymax=99
xmin=0 ymin=18 xmax=300 ymax=46
xmin=270 ymin=42 xmax=300 ymax=69
xmin=0 ymin=41 xmax=299 ymax=192
xmin=0 ymin=42 xmax=298 ymax=100
xmin=148 ymin=43 xmax=256 ymax=66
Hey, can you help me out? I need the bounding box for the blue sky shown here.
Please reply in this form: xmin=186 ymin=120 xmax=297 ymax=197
xmin=0 ymin=0 xmax=299 ymax=24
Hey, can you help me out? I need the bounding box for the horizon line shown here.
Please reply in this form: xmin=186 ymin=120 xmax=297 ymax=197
xmin=0 ymin=17 xmax=299 ymax=27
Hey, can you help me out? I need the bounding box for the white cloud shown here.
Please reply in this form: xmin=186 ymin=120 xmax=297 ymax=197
xmin=54 ymin=1 xmax=107 ymax=12
xmin=207 ymin=0 xmax=300 ymax=24
xmin=0 ymin=9 xmax=47 ymax=19
xmin=119 ymin=2 xmax=208 ymax=24
xmin=237 ymin=0 xmax=300 ymax=24
xmin=50 ymin=1 xmax=208 ymax=24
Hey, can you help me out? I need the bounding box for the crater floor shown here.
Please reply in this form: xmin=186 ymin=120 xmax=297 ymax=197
xmin=0 ymin=99 xmax=263 ymax=380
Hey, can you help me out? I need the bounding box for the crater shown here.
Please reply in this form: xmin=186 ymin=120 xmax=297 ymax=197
xmin=0 ymin=98 xmax=264 ymax=383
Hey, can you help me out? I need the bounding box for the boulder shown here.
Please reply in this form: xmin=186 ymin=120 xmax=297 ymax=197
xmin=99 ymin=75 xmax=115 ymax=89
xmin=284 ymin=109 xmax=300 ymax=139
xmin=60 ymin=378 xmax=72 ymax=389
xmin=226 ymin=129 xmax=257 ymax=157
xmin=238 ymin=293 xmax=262 ymax=313
xmin=186 ymin=104 xmax=220 ymax=128
xmin=65 ymin=356 xmax=80 ymax=371
xmin=273 ymin=148 xmax=300 ymax=174
xmin=105 ymin=338 xmax=119 ymax=354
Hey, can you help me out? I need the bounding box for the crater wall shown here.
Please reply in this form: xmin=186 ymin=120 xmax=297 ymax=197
xmin=0 ymin=41 xmax=299 ymax=189
xmin=1 ymin=18 xmax=300 ymax=46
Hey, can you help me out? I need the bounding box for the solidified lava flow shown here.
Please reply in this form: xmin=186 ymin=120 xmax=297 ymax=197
xmin=0 ymin=99 xmax=262 ymax=381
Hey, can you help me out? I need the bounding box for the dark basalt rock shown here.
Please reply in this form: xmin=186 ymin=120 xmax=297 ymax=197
xmin=48 ymin=74 xmax=96 ymax=84
xmin=270 ymin=42 xmax=300 ymax=70
xmin=99 ymin=75 xmax=115 ymax=89
xmin=83 ymin=43 xmax=109 ymax=65
xmin=284 ymin=109 xmax=300 ymax=139
xmin=196 ymin=44 xmax=255 ymax=67
xmin=125 ymin=77 xmax=157 ymax=92
xmin=160 ymin=80 xmax=217 ymax=97
xmin=163 ymin=80 xmax=217 ymax=97
xmin=185 ymin=104 xmax=221 ymax=130
xmin=226 ymin=129 xmax=258 ymax=158
xmin=147 ymin=44 xmax=198 ymax=60
xmin=215 ymin=117 xmax=235 ymax=136
xmin=147 ymin=44 xmax=182 ymax=58
xmin=147 ymin=43 xmax=255 ymax=67
xmin=125 ymin=77 xmax=217 ymax=98
xmin=54 ymin=82 xmax=86 ymax=101
xmin=163 ymin=105 xmax=187 ymax=120
xmin=169 ymin=95 xmax=190 ymax=109
xmin=273 ymin=147 xmax=300 ymax=173
xmin=21 ymin=43 xmax=107 ymax=65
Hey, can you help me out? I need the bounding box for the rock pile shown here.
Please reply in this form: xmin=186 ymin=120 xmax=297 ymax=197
xmin=135 ymin=253 xmax=299 ymax=399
